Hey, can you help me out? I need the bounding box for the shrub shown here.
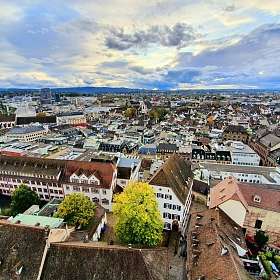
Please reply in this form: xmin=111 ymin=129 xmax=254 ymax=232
xmin=260 ymin=254 xmax=272 ymax=275
xmin=274 ymin=255 xmax=280 ymax=269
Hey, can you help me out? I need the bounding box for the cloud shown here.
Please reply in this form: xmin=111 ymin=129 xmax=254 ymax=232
xmin=223 ymin=5 xmax=237 ymax=12
xmin=170 ymin=24 xmax=280 ymax=88
xmin=2 ymin=2 xmax=99 ymax=61
xmin=0 ymin=1 xmax=280 ymax=89
xmin=165 ymin=69 xmax=201 ymax=83
xmin=129 ymin=65 xmax=153 ymax=75
xmin=105 ymin=23 xmax=200 ymax=50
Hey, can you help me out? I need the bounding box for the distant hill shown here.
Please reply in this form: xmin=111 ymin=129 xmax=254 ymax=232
xmin=0 ymin=87 xmax=280 ymax=95
xmin=0 ymin=87 xmax=149 ymax=94
xmin=53 ymin=87 xmax=148 ymax=94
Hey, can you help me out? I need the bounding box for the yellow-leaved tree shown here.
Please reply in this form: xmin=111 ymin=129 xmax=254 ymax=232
xmin=55 ymin=193 xmax=95 ymax=228
xmin=124 ymin=107 xmax=136 ymax=119
xmin=113 ymin=181 xmax=163 ymax=247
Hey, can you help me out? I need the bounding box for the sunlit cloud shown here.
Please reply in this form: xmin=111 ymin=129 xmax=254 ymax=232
xmin=0 ymin=0 xmax=280 ymax=89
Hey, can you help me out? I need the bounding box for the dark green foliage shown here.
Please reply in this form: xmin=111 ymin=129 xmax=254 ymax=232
xmin=255 ymin=230 xmax=269 ymax=249
xmin=259 ymin=253 xmax=272 ymax=275
xmin=11 ymin=184 xmax=40 ymax=216
xmin=149 ymin=107 xmax=168 ymax=122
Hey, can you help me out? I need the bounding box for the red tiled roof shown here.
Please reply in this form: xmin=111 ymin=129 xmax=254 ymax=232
xmin=210 ymin=177 xmax=280 ymax=213
xmin=238 ymin=183 xmax=280 ymax=213
xmin=187 ymin=209 xmax=251 ymax=280
xmin=209 ymin=177 xmax=249 ymax=211
xmin=64 ymin=160 xmax=116 ymax=189
xmin=0 ymin=155 xmax=116 ymax=189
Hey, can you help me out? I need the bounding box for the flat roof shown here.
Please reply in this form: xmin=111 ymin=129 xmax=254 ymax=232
xmin=117 ymin=157 xmax=140 ymax=168
xmin=11 ymin=214 xmax=64 ymax=228
xmin=201 ymin=162 xmax=278 ymax=183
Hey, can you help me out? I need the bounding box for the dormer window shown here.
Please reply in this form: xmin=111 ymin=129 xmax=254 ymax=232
xmin=253 ymin=195 xmax=261 ymax=203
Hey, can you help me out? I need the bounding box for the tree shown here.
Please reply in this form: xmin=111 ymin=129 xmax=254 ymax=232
xmin=113 ymin=181 xmax=163 ymax=247
xmin=36 ymin=112 xmax=47 ymax=117
xmin=255 ymin=230 xmax=269 ymax=249
xmin=11 ymin=184 xmax=40 ymax=216
xmin=124 ymin=107 xmax=136 ymax=119
xmin=149 ymin=107 xmax=168 ymax=122
xmin=54 ymin=193 xmax=95 ymax=228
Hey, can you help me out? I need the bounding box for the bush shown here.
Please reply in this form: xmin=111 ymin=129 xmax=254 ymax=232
xmin=255 ymin=230 xmax=269 ymax=249
xmin=274 ymin=255 xmax=280 ymax=269
xmin=261 ymin=272 xmax=269 ymax=280
xmin=11 ymin=184 xmax=40 ymax=216
xmin=260 ymin=254 xmax=272 ymax=275
xmin=0 ymin=208 xmax=12 ymax=216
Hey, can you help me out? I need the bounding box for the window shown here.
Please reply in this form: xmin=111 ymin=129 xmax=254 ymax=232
xmin=253 ymin=195 xmax=261 ymax=203
xmin=92 ymin=197 xmax=99 ymax=203
xmin=177 ymin=205 xmax=181 ymax=211
xmin=255 ymin=219 xmax=262 ymax=229
xmin=163 ymin=212 xmax=171 ymax=219
xmin=102 ymin=198 xmax=109 ymax=205
xmin=164 ymin=222 xmax=171 ymax=230
xmin=164 ymin=194 xmax=172 ymax=200
xmin=157 ymin=193 xmax=164 ymax=198
xmin=102 ymin=190 xmax=107 ymax=195
xmin=172 ymin=214 xmax=180 ymax=221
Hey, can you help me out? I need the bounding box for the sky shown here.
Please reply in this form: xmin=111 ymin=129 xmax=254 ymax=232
xmin=0 ymin=0 xmax=280 ymax=89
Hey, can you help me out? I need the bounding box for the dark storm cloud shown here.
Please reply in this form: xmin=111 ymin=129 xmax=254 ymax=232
xmin=105 ymin=23 xmax=200 ymax=50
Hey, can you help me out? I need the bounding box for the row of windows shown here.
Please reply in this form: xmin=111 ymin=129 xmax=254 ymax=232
xmin=237 ymin=178 xmax=260 ymax=183
xmin=156 ymin=193 xmax=172 ymax=200
xmin=0 ymin=189 xmax=60 ymax=201
xmin=0 ymin=175 xmax=56 ymax=181
xmin=66 ymin=185 xmax=107 ymax=195
xmin=31 ymin=187 xmax=63 ymax=195
xmin=92 ymin=197 xmax=110 ymax=205
xmin=233 ymin=162 xmax=257 ymax=166
xmin=71 ymin=178 xmax=99 ymax=185
xmin=163 ymin=212 xmax=180 ymax=221
xmin=163 ymin=203 xmax=181 ymax=211
xmin=0 ymin=183 xmax=63 ymax=195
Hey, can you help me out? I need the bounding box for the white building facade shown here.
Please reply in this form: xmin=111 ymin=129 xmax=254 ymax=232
xmin=149 ymin=154 xmax=193 ymax=234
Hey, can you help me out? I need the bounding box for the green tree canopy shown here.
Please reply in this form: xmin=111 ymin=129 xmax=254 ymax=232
xmin=54 ymin=193 xmax=95 ymax=228
xmin=149 ymin=107 xmax=168 ymax=122
xmin=124 ymin=107 xmax=137 ymax=119
xmin=11 ymin=184 xmax=40 ymax=216
xmin=113 ymin=181 xmax=163 ymax=247
xmin=255 ymin=230 xmax=269 ymax=249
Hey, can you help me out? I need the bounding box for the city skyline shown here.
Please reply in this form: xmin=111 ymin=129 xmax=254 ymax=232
xmin=1 ymin=0 xmax=280 ymax=89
